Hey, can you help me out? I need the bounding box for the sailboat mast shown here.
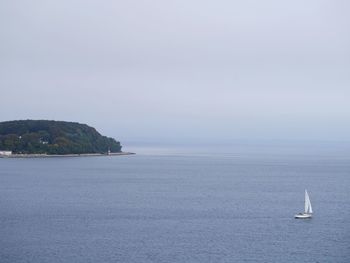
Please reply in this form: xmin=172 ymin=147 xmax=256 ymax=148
xmin=304 ymin=189 xmax=308 ymax=213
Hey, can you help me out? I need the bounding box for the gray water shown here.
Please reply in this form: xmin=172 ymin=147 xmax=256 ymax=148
xmin=1 ymin=144 xmax=350 ymax=262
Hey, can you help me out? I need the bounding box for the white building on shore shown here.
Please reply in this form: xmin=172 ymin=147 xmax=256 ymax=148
xmin=0 ymin=150 xmax=12 ymax=156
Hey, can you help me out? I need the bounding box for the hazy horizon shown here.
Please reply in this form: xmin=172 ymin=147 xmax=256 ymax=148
xmin=1 ymin=1 xmax=349 ymax=143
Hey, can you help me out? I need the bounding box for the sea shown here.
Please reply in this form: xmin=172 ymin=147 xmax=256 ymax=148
xmin=1 ymin=142 xmax=350 ymax=262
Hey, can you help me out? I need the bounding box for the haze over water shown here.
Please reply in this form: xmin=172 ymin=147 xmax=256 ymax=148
xmin=1 ymin=143 xmax=350 ymax=262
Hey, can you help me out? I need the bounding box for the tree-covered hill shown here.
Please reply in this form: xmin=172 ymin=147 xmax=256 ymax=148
xmin=0 ymin=120 xmax=122 ymax=154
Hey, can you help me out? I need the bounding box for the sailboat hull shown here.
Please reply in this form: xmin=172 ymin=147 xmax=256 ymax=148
xmin=294 ymin=213 xmax=312 ymax=219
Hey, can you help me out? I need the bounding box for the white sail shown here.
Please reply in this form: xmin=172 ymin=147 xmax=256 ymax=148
xmin=304 ymin=189 xmax=313 ymax=214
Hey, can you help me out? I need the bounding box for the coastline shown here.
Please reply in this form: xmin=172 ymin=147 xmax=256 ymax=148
xmin=0 ymin=152 xmax=135 ymax=158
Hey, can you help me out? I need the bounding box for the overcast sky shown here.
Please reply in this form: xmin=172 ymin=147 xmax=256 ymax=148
xmin=1 ymin=0 xmax=349 ymax=143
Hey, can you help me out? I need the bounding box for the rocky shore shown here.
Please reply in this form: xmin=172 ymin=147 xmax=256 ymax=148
xmin=0 ymin=152 xmax=135 ymax=158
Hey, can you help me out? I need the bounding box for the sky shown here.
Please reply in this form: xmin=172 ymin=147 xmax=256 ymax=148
xmin=1 ymin=0 xmax=350 ymax=144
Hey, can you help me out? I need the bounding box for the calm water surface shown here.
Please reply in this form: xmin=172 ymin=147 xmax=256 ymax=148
xmin=1 ymin=144 xmax=350 ymax=262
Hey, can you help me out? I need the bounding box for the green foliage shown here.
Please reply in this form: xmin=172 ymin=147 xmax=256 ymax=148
xmin=0 ymin=120 xmax=122 ymax=154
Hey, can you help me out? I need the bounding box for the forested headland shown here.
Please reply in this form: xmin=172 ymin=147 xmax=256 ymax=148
xmin=0 ymin=120 xmax=122 ymax=155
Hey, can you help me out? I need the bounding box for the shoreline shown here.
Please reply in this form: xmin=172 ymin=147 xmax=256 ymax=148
xmin=0 ymin=152 xmax=135 ymax=158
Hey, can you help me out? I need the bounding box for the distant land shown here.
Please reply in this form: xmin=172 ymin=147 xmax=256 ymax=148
xmin=0 ymin=120 xmax=126 ymax=156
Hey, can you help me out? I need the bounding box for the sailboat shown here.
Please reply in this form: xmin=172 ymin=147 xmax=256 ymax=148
xmin=294 ymin=189 xmax=313 ymax=219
